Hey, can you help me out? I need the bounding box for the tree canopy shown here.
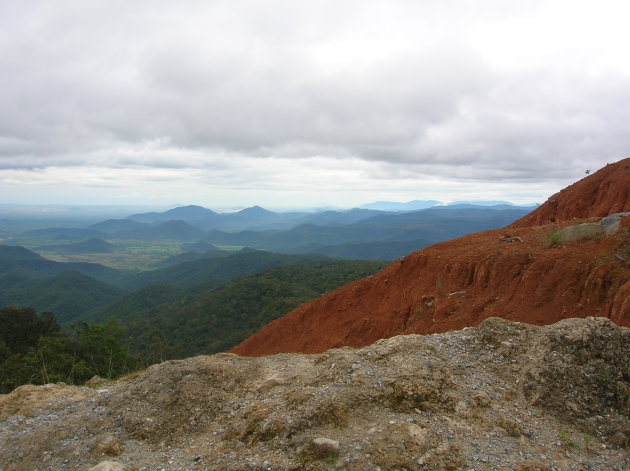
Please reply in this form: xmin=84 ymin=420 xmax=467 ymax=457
xmin=0 ymin=306 xmax=136 ymax=393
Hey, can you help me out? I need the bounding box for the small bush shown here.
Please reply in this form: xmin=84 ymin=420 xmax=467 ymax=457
xmin=545 ymin=229 xmax=562 ymax=247
xmin=559 ymin=431 xmax=580 ymax=448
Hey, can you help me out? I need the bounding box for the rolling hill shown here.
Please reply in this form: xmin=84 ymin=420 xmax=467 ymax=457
xmin=0 ymin=246 xmax=353 ymax=326
xmin=85 ymin=259 xmax=388 ymax=356
xmin=88 ymin=219 xmax=150 ymax=233
xmin=114 ymin=220 xmax=206 ymax=241
xmin=0 ymin=245 xmax=127 ymax=285
xmin=122 ymin=250 xmax=332 ymax=290
xmin=0 ymin=271 xmax=124 ymax=324
xmin=303 ymin=238 xmax=433 ymax=260
xmin=128 ymin=205 xmax=221 ymax=224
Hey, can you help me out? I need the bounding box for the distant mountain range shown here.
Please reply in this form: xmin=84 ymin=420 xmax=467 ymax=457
xmin=202 ymin=206 xmax=531 ymax=258
xmin=359 ymin=199 xmax=537 ymax=211
xmin=359 ymin=200 xmax=442 ymax=211
xmin=128 ymin=205 xmax=308 ymax=231
xmin=11 ymin=202 xmax=535 ymax=261
xmin=126 ymin=202 xmax=536 ymax=232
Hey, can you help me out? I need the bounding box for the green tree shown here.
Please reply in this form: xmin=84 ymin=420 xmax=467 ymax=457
xmin=0 ymin=338 xmax=9 ymax=362
xmin=71 ymin=318 xmax=135 ymax=379
xmin=0 ymin=328 xmax=82 ymax=392
xmin=37 ymin=334 xmax=82 ymax=384
xmin=0 ymin=305 xmax=41 ymax=353
xmin=0 ymin=349 xmax=40 ymax=393
xmin=127 ymin=320 xmax=183 ymax=367
xmin=0 ymin=307 xmax=139 ymax=392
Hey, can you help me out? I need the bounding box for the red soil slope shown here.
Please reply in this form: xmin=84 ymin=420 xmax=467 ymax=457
xmin=232 ymin=159 xmax=630 ymax=356
xmin=510 ymin=158 xmax=630 ymax=228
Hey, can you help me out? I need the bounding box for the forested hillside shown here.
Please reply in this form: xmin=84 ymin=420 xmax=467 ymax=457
xmin=86 ymin=259 xmax=388 ymax=359
xmin=302 ymin=238 xmax=432 ymax=260
xmin=122 ymin=250 xmax=330 ymax=289
xmin=0 ymin=258 xmax=386 ymax=391
xmin=0 ymin=271 xmax=124 ymax=324
xmin=0 ymin=247 xmax=341 ymax=324
xmin=0 ymin=245 xmax=387 ymax=391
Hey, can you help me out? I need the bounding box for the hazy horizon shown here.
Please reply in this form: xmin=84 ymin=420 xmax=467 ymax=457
xmin=0 ymin=197 xmax=539 ymax=219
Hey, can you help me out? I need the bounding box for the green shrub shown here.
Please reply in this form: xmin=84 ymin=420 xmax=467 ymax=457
xmin=544 ymin=229 xmax=562 ymax=247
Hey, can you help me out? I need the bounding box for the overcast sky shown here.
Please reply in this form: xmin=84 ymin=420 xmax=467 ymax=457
xmin=1 ymin=0 xmax=629 ymax=210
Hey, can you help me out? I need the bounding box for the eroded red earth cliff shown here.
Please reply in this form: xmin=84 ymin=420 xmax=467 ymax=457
xmin=510 ymin=159 xmax=630 ymax=228
xmin=232 ymin=159 xmax=630 ymax=356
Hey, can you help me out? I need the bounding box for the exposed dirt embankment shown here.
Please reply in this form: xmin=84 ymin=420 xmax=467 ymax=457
xmin=232 ymin=159 xmax=630 ymax=356
xmin=510 ymin=158 xmax=630 ymax=228
xmin=232 ymin=219 xmax=630 ymax=356
xmin=1 ymin=317 xmax=628 ymax=470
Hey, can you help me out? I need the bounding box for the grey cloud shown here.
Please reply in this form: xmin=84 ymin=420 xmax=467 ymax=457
xmin=131 ymin=41 xmax=491 ymax=158
xmin=0 ymin=0 xmax=628 ymax=189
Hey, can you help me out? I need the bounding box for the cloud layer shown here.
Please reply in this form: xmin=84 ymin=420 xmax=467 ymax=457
xmin=1 ymin=0 xmax=629 ymax=207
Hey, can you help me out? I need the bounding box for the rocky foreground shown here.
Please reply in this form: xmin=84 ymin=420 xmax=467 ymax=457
xmin=1 ymin=317 xmax=629 ymax=471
